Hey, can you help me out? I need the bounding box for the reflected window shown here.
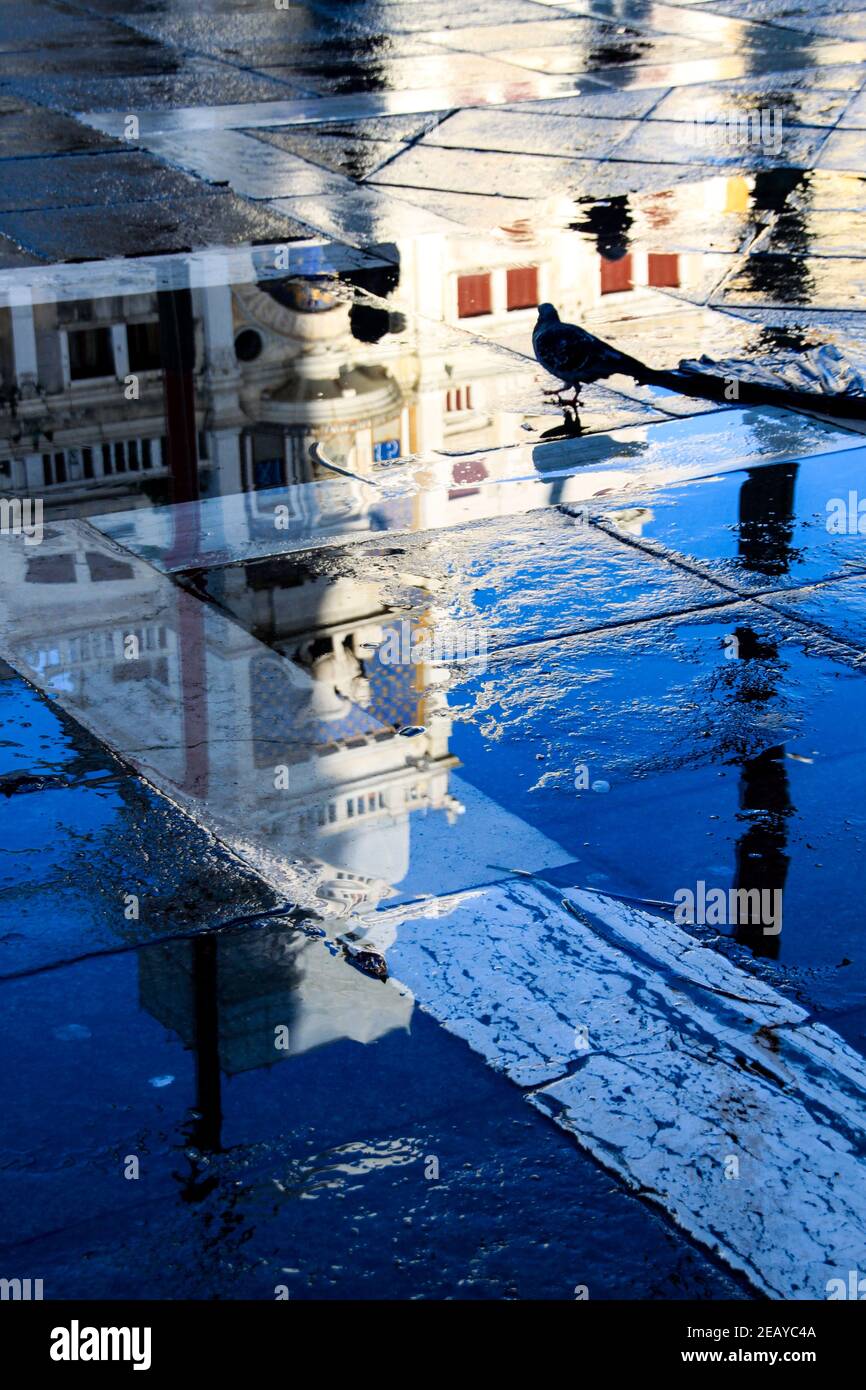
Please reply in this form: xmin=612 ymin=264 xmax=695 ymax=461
xmin=127 ymin=321 xmax=161 ymax=371
xmin=98 ymin=437 xmax=161 ymax=477
xmin=42 ymin=452 xmax=67 ymax=486
xmin=446 ymin=386 xmax=473 ymax=412
xmin=68 ymin=327 xmax=114 ymax=380
xmin=85 ymin=551 xmax=134 ymax=582
xmin=25 ymin=553 xmax=76 ymax=584
xmin=506 ymin=266 xmax=539 ymax=311
xmin=235 ymin=329 xmax=263 ymax=362
xmin=648 ymin=253 xmax=680 ymax=288
xmin=457 ymin=273 xmax=492 ymax=318
xmin=600 ymin=255 xmax=633 ymax=294
xmin=249 ymin=429 xmax=285 ymax=489
xmin=255 ymin=457 xmax=283 ymax=488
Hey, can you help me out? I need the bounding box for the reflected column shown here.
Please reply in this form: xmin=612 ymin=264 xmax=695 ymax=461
xmin=730 ymin=459 xmax=799 ymax=958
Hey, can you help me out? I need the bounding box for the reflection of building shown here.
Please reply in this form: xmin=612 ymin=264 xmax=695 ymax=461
xmin=139 ymin=921 xmax=412 ymax=1077
xmin=208 ymin=557 xmax=461 ymax=901
xmin=0 ymin=178 xmax=749 ymax=518
xmin=136 ymin=912 xmax=413 ymax=1166
xmin=0 ymin=275 xmax=410 ymax=515
xmin=2 ymin=523 xmax=460 ymax=918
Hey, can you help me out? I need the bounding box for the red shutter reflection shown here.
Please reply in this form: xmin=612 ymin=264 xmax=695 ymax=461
xmin=457 ymin=273 xmax=492 ymax=317
xmin=648 ymin=253 xmax=680 ymax=288
xmin=506 ymin=266 xmax=539 ymax=310
xmin=600 ymin=255 xmax=633 ymax=294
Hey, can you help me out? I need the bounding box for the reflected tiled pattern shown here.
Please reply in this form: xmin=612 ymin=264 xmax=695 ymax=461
xmin=1 ymin=0 xmax=866 ymax=1305
xmin=0 ymin=0 xmax=863 ymax=268
xmin=1 ymin=379 xmax=866 ymax=1297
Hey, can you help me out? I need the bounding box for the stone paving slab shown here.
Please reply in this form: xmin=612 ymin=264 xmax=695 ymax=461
xmin=421 ymin=107 xmax=637 ymax=158
xmin=267 ymin=187 xmax=479 ymax=243
xmin=252 ymin=128 xmax=412 ymax=180
xmin=767 ymin=571 xmax=866 ymax=650
xmin=713 ymin=253 xmax=866 ymax=309
xmin=0 ymin=193 xmax=310 ymax=261
xmin=145 ymin=129 xmax=350 ymax=199
xmin=0 ymin=666 xmax=283 ymax=978
xmin=0 ymin=149 xmax=224 ymax=214
xmin=0 ymin=103 xmax=120 ymax=158
xmin=751 ymin=209 xmax=866 ymax=257
xmin=369 ymin=142 xmax=594 ymax=198
xmin=594 ymin=443 xmax=866 ymax=594
xmin=358 ymin=878 xmax=866 ymax=1297
xmin=0 ymin=38 xmax=180 ymax=82
xmin=0 ymin=922 xmax=742 ymax=1299
xmin=651 ymin=80 xmax=855 ymax=128
xmin=611 ymin=119 xmax=831 ymax=169
xmin=8 ymin=58 xmax=315 ymax=113
xmin=815 ymin=128 xmax=866 ymax=170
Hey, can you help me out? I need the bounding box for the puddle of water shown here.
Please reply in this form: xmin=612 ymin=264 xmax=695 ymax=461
xmin=600 ymin=444 xmax=866 ymax=590
xmin=772 ymin=570 xmax=866 ymax=647
xmin=0 ymin=934 xmax=743 ymax=1299
xmin=0 ymin=14 xmax=865 ymax=1305
xmin=3 ymin=172 xmax=863 ymax=531
xmin=1 ymin=419 xmax=863 ymax=993
xmin=0 ymin=209 xmax=860 ymax=991
xmin=0 ymin=667 xmax=282 ymax=977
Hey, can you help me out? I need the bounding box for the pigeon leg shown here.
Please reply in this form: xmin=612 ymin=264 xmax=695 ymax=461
xmin=563 ymin=387 xmax=583 ymax=433
xmin=542 ymin=385 xmax=568 ymax=403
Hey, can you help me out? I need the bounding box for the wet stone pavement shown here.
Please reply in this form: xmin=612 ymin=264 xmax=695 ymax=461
xmin=1 ymin=0 xmax=866 ymax=1306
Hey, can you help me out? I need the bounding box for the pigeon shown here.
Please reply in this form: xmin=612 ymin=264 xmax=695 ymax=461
xmin=532 ymin=304 xmax=866 ymax=425
xmin=532 ymin=303 xmax=653 ymax=424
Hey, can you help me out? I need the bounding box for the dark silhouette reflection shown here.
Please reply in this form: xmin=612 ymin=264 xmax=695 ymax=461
xmin=139 ymin=923 xmax=304 ymax=1197
xmin=727 ymin=440 xmax=800 ymax=958
xmin=719 ymin=625 xmax=791 ymax=962
xmin=571 ymin=194 xmax=633 ymax=262
xmin=133 ymin=911 xmax=411 ymax=1223
xmin=744 ymin=169 xmax=815 ymax=312
xmin=532 ymin=433 xmax=646 ymax=491
xmin=343 ymin=253 xmax=406 ymax=344
xmin=179 ymin=936 xmax=223 ymax=1202
xmin=158 ymin=287 xmax=199 ymax=506
xmin=588 ymin=34 xmax=652 ymax=68
xmin=732 ymin=738 xmax=792 ymax=960
xmin=737 ymin=462 xmax=799 ymax=578
xmin=743 ymin=21 xmax=818 ymax=84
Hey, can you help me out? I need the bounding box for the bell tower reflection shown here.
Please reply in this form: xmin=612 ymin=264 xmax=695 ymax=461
xmin=729 ymin=456 xmax=799 ymax=959
xmin=737 ymin=462 xmax=798 ymax=577
xmin=181 ymin=935 xmax=223 ymax=1202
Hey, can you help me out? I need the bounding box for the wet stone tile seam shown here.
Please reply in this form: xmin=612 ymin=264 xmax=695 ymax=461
xmin=588 ymin=513 xmax=866 ymax=664
xmin=0 ymin=903 xmax=301 ymax=987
